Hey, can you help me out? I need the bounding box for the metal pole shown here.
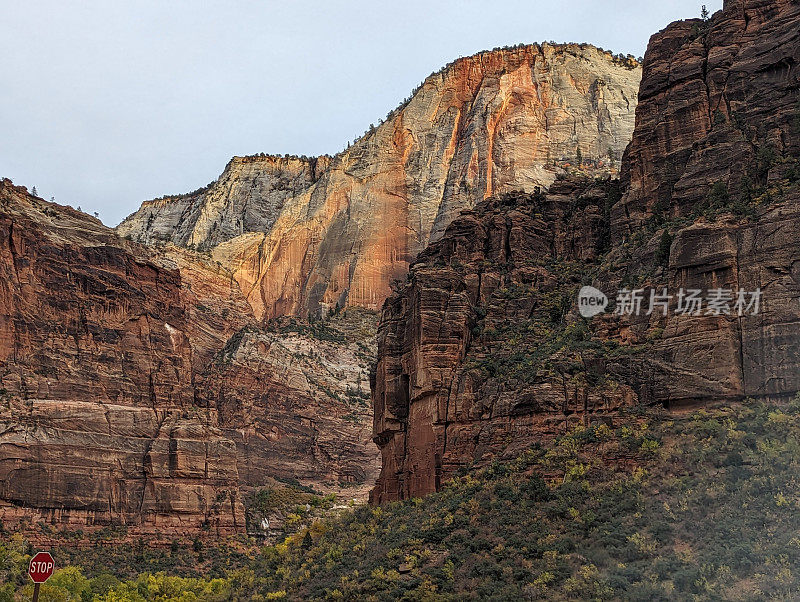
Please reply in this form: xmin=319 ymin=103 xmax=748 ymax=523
xmin=32 ymin=582 xmax=40 ymax=602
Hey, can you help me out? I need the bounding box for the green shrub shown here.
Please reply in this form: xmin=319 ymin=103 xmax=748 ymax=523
xmin=655 ymin=230 xmax=673 ymax=266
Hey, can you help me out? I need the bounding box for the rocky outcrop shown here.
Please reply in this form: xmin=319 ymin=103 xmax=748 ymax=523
xmin=197 ymin=311 xmax=380 ymax=499
xmin=631 ymin=206 xmax=800 ymax=403
xmin=372 ymin=0 xmax=800 ymax=502
xmin=602 ymin=0 xmax=800 ymax=404
xmin=372 ymin=185 xmax=800 ymax=503
xmin=0 ymin=179 xmax=248 ymax=535
xmin=0 ymin=181 xmax=380 ymax=536
xmin=615 ymin=0 xmax=800 ymax=233
xmin=119 ymin=44 xmax=641 ymax=319
xmin=370 ymin=181 xmax=639 ymax=502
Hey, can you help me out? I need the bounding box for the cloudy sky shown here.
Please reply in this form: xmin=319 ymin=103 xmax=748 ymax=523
xmin=1 ymin=0 xmax=723 ymax=225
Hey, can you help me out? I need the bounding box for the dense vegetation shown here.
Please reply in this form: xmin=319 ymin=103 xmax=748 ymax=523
xmin=4 ymin=399 xmax=800 ymax=600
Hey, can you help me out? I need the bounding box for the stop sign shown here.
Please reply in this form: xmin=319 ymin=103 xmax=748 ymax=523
xmin=28 ymin=552 xmax=55 ymax=583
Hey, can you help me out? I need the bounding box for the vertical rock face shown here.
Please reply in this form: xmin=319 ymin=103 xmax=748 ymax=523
xmin=0 ymin=180 xmax=379 ymax=536
xmin=636 ymin=209 xmax=800 ymax=403
xmin=372 ymin=188 xmax=800 ymax=504
xmin=372 ymin=0 xmax=800 ymax=502
xmin=615 ymin=0 xmax=800 ymax=233
xmin=370 ymin=181 xmax=638 ymax=503
xmin=119 ymin=44 xmax=641 ymax=319
xmin=609 ymin=0 xmax=800 ymax=403
xmin=0 ymin=179 xmax=248 ymax=535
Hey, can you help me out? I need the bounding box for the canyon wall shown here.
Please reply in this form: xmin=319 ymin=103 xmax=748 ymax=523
xmin=118 ymin=155 xmax=330 ymax=250
xmin=615 ymin=0 xmax=800 ymax=232
xmin=119 ymin=44 xmax=641 ymax=319
xmin=370 ymin=181 xmax=638 ymax=502
xmin=0 ymin=180 xmax=378 ymax=536
xmin=372 ymin=0 xmax=800 ymax=502
xmin=0 ymin=179 xmax=246 ymax=535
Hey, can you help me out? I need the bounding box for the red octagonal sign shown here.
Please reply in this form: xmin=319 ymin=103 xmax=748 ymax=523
xmin=28 ymin=552 xmax=55 ymax=583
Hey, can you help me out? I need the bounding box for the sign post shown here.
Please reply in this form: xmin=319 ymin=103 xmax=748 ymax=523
xmin=28 ymin=552 xmax=55 ymax=602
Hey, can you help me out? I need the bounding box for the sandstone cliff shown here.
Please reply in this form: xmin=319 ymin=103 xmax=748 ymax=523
xmin=372 ymin=0 xmax=800 ymax=502
xmin=0 ymin=181 xmax=379 ymax=537
xmin=616 ymin=0 xmax=800 ymax=233
xmin=0 ymin=40 xmax=642 ymax=538
xmin=119 ymin=44 xmax=641 ymax=319
xmin=0 ymin=179 xmax=248 ymax=535
xmin=370 ymin=181 xmax=639 ymax=502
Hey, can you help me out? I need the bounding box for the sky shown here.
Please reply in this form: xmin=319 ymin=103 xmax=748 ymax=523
xmin=1 ymin=0 xmax=723 ymax=226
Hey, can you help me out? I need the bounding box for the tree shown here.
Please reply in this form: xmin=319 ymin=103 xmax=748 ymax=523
xmin=576 ymin=146 xmax=583 ymax=167
xmin=701 ymin=5 xmax=710 ymax=21
xmin=656 ymin=229 xmax=673 ymax=267
xmin=31 ymin=186 xmax=37 ymax=196
xmin=302 ymin=530 xmax=313 ymax=550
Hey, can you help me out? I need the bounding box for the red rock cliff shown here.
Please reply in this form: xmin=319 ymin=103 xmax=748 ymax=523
xmin=615 ymin=0 xmax=800 ymax=233
xmin=0 ymin=179 xmax=247 ymax=535
xmin=371 ymin=0 xmax=800 ymax=502
xmin=0 ymin=180 xmax=379 ymax=536
xmin=370 ymin=181 xmax=641 ymax=502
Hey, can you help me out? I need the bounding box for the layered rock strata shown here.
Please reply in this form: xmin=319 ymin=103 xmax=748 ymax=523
xmin=0 ymin=181 xmax=379 ymax=535
xmin=119 ymin=44 xmax=641 ymax=318
xmin=0 ymin=179 xmax=247 ymax=534
xmin=372 ymin=0 xmax=800 ymax=502
xmin=615 ymin=0 xmax=800 ymax=233
xmin=370 ymin=181 xmax=638 ymax=502
xmin=197 ymin=311 xmax=380 ymax=498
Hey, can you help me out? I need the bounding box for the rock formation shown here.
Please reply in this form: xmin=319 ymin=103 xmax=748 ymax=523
xmin=615 ymin=0 xmax=800 ymax=233
xmin=197 ymin=311 xmax=380 ymax=498
xmin=370 ymin=181 xmax=638 ymax=502
xmin=119 ymin=44 xmax=641 ymax=319
xmin=0 ymin=180 xmax=378 ymax=536
xmin=118 ymin=155 xmax=330 ymax=250
xmin=371 ymin=0 xmax=800 ymax=502
xmin=0 ymin=41 xmax=643 ymax=538
xmin=0 ymin=179 xmax=248 ymax=534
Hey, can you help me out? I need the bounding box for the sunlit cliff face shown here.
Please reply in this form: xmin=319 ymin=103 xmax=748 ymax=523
xmin=119 ymin=43 xmax=641 ymax=319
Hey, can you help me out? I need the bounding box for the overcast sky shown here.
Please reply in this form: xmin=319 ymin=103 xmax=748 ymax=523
xmin=1 ymin=0 xmax=723 ymax=226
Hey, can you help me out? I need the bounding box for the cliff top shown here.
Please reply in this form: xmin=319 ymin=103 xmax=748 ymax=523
xmin=126 ymin=41 xmax=640 ymax=214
